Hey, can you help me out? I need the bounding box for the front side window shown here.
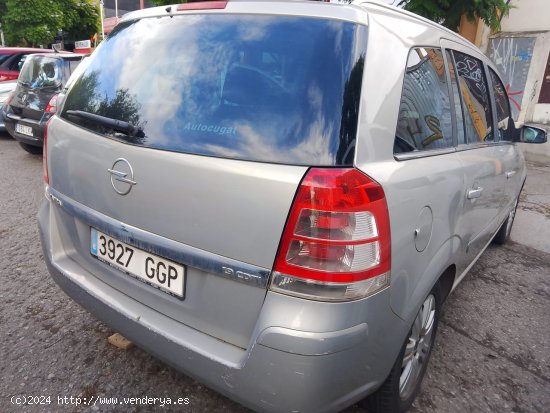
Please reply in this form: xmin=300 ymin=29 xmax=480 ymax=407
xmin=489 ymin=68 xmax=515 ymax=141
xmin=394 ymin=47 xmax=453 ymax=154
xmin=0 ymin=53 xmax=12 ymax=66
xmin=61 ymin=15 xmax=367 ymax=166
xmin=10 ymin=54 xmax=28 ymax=71
xmin=452 ymin=51 xmax=493 ymax=143
xmin=18 ymin=56 xmax=62 ymax=88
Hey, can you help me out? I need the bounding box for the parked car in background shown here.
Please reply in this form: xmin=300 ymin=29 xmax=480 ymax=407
xmin=0 ymin=80 xmax=17 ymax=133
xmin=39 ymin=2 xmax=548 ymax=413
xmin=3 ymin=52 xmax=86 ymax=154
xmin=0 ymin=47 xmax=53 ymax=82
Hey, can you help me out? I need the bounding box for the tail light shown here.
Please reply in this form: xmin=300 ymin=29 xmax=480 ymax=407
xmin=45 ymin=94 xmax=58 ymax=114
xmin=3 ymin=91 xmax=15 ymax=107
xmin=43 ymin=95 xmax=58 ymax=184
xmin=43 ymin=117 xmax=54 ymax=184
xmin=271 ymin=168 xmax=391 ymax=301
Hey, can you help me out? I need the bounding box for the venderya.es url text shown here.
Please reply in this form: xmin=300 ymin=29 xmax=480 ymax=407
xmin=10 ymin=395 xmax=190 ymax=407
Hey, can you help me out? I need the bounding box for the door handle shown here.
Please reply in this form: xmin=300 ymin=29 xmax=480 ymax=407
xmin=467 ymin=187 xmax=483 ymax=199
xmin=506 ymin=170 xmax=516 ymax=179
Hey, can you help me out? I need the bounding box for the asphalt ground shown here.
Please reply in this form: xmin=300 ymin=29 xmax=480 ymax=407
xmin=0 ymin=133 xmax=549 ymax=413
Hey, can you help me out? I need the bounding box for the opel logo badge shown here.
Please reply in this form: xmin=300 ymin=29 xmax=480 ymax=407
xmin=108 ymin=158 xmax=136 ymax=195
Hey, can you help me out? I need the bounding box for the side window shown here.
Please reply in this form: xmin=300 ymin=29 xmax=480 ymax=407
xmin=452 ymin=51 xmax=493 ymax=143
xmin=489 ymin=68 xmax=515 ymax=141
xmin=9 ymin=53 xmax=26 ymax=71
xmin=69 ymin=60 xmax=81 ymax=74
xmin=445 ymin=50 xmax=466 ymax=145
xmin=394 ymin=47 xmax=453 ymax=154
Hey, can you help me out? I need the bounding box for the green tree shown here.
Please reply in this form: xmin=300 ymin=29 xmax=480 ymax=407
xmin=62 ymin=0 xmax=101 ymax=42
xmin=397 ymin=0 xmax=512 ymax=32
xmin=0 ymin=0 xmax=99 ymax=47
xmin=0 ymin=0 xmax=7 ymax=45
xmin=2 ymin=0 xmax=65 ymax=46
xmin=0 ymin=1 xmax=6 ymax=23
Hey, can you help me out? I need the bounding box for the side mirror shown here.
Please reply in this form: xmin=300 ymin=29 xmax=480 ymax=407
xmin=520 ymin=126 xmax=547 ymax=144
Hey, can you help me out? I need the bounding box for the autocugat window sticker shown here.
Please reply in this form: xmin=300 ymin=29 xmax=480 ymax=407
xmin=183 ymin=122 xmax=237 ymax=135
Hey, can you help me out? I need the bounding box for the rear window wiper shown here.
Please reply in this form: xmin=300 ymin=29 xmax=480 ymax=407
xmin=66 ymin=110 xmax=143 ymax=138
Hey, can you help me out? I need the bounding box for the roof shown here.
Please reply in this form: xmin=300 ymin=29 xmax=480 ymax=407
xmin=0 ymin=47 xmax=54 ymax=54
xmin=120 ymin=0 xmax=369 ymax=26
xmin=26 ymin=52 xmax=87 ymax=60
xmin=115 ymin=0 xmax=475 ymax=52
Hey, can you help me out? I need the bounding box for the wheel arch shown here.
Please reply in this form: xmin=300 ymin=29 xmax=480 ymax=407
xmin=390 ymin=235 xmax=460 ymax=323
xmin=438 ymin=264 xmax=456 ymax=303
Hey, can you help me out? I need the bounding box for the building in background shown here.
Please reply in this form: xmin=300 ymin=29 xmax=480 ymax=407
xmin=458 ymin=0 xmax=550 ymax=126
xmin=459 ymin=0 xmax=550 ymax=160
xmin=103 ymin=0 xmax=155 ymax=18
xmin=102 ymin=0 xmax=155 ymax=35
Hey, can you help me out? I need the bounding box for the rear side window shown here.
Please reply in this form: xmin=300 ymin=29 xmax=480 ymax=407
xmin=61 ymin=58 xmax=83 ymax=84
xmin=452 ymin=51 xmax=493 ymax=143
xmin=489 ymin=68 xmax=515 ymax=141
xmin=394 ymin=47 xmax=453 ymax=154
xmin=68 ymin=59 xmax=81 ymax=74
xmin=18 ymin=56 xmax=62 ymax=88
xmin=61 ymin=15 xmax=367 ymax=166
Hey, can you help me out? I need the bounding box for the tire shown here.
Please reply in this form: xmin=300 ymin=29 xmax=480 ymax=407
xmin=19 ymin=142 xmax=42 ymax=155
xmin=363 ymin=283 xmax=442 ymax=413
xmin=493 ymin=195 xmax=519 ymax=245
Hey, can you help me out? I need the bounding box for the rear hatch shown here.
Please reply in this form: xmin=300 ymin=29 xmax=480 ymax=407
xmin=10 ymin=55 xmax=65 ymax=120
xmin=49 ymin=10 xmax=366 ymax=349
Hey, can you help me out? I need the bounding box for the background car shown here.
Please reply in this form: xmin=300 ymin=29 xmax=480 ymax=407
xmin=0 ymin=47 xmax=53 ymax=82
xmin=3 ymin=52 xmax=86 ymax=154
xmin=0 ymin=80 xmax=17 ymax=133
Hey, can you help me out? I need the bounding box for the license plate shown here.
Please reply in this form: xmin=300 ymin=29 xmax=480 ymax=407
xmin=90 ymin=228 xmax=185 ymax=297
xmin=15 ymin=123 xmax=33 ymax=137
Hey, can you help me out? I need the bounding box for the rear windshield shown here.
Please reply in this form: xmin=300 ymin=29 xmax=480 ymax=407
xmin=19 ymin=56 xmax=62 ymax=88
xmin=61 ymin=14 xmax=367 ymax=165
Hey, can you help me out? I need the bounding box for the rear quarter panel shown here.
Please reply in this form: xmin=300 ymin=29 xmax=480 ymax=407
xmin=355 ymin=5 xmax=471 ymax=323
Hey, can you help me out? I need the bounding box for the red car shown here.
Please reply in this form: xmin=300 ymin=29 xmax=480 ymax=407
xmin=0 ymin=47 xmax=53 ymax=82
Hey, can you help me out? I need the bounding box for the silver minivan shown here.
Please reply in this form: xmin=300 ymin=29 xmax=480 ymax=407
xmin=38 ymin=1 xmax=547 ymax=412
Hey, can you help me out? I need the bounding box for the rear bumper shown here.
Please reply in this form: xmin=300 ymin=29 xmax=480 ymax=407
xmin=39 ymin=198 xmax=407 ymax=412
xmin=4 ymin=112 xmax=46 ymax=146
xmin=0 ymin=104 xmax=6 ymax=132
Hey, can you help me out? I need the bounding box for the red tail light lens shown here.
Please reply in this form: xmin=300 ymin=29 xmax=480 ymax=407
xmin=271 ymin=168 xmax=391 ymax=301
xmin=0 ymin=74 xmax=17 ymax=82
xmin=43 ymin=117 xmax=53 ymax=184
xmin=43 ymin=96 xmax=58 ymax=185
xmin=45 ymin=94 xmax=58 ymax=114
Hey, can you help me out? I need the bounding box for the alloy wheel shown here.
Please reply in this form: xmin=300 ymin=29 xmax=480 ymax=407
xmin=399 ymin=294 xmax=436 ymax=400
